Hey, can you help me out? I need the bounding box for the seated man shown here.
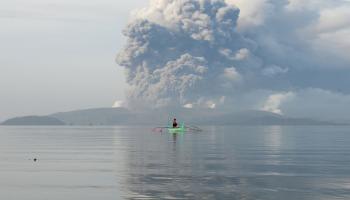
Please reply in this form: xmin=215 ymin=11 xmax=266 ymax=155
xmin=172 ymin=118 xmax=178 ymax=128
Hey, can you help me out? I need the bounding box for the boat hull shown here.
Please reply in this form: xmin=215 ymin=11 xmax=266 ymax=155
xmin=168 ymin=127 xmax=185 ymax=133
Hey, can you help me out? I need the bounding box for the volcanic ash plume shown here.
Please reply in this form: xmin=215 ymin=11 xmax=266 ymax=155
xmin=115 ymin=0 xmax=350 ymax=121
xmin=117 ymin=0 xmax=256 ymax=109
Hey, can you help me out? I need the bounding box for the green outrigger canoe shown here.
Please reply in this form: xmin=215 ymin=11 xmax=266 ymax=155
xmin=168 ymin=123 xmax=185 ymax=133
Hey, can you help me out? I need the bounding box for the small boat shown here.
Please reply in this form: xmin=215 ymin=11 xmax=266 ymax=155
xmin=152 ymin=123 xmax=201 ymax=133
xmin=168 ymin=123 xmax=185 ymax=133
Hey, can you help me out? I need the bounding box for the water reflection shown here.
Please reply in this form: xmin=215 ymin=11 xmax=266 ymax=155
xmin=116 ymin=126 xmax=350 ymax=200
xmin=263 ymin=126 xmax=283 ymax=150
xmin=1 ymin=126 xmax=350 ymax=200
xmin=116 ymin=127 xmax=249 ymax=199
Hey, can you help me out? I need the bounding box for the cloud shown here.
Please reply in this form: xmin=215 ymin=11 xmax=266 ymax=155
xmin=117 ymin=0 xmax=350 ymax=120
xmin=282 ymin=89 xmax=350 ymax=121
xmin=304 ymin=5 xmax=350 ymax=61
xmin=223 ymin=67 xmax=241 ymax=81
xmin=133 ymin=0 xmax=240 ymax=42
xmin=206 ymin=101 xmax=216 ymax=109
xmin=220 ymin=48 xmax=250 ymax=61
xmin=253 ymin=88 xmax=350 ymax=121
xmin=261 ymin=92 xmax=295 ymax=115
xmin=182 ymin=96 xmax=226 ymax=109
xmin=234 ymin=48 xmax=250 ymax=60
xmin=183 ymin=103 xmax=193 ymax=109
xmin=112 ymin=100 xmax=125 ymax=108
xmin=262 ymin=65 xmax=289 ymax=76
xmin=226 ymin=0 xmax=275 ymax=31
xmin=117 ymin=0 xmax=252 ymax=109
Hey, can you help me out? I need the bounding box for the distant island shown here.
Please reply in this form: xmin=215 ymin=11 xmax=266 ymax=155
xmin=2 ymin=116 xmax=65 ymax=126
xmin=0 ymin=107 xmax=345 ymax=126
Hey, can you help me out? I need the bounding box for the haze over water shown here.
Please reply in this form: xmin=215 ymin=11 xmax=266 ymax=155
xmin=0 ymin=126 xmax=350 ymax=199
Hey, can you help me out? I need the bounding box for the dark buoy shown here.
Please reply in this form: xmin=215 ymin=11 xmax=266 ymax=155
xmin=33 ymin=158 xmax=37 ymax=162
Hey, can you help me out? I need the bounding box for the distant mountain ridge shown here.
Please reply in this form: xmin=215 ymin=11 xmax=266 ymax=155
xmin=2 ymin=116 xmax=65 ymax=126
xmin=1 ymin=107 xmax=344 ymax=126
xmin=51 ymin=107 xmax=133 ymax=126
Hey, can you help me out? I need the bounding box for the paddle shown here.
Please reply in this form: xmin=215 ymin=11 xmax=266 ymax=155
xmin=185 ymin=125 xmax=203 ymax=132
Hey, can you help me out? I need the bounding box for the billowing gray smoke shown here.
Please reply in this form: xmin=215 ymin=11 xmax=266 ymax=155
xmin=117 ymin=0 xmax=350 ymax=121
xmin=117 ymin=0 xmax=256 ymax=109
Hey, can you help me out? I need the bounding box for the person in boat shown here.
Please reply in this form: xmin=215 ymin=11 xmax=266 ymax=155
xmin=172 ymin=118 xmax=178 ymax=128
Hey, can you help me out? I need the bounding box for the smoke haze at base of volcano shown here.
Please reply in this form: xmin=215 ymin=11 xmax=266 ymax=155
xmin=116 ymin=0 xmax=350 ymax=121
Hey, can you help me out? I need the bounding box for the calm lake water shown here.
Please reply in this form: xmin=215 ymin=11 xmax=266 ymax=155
xmin=0 ymin=126 xmax=350 ymax=200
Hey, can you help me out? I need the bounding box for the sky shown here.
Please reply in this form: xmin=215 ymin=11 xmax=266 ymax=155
xmin=1 ymin=0 xmax=350 ymax=122
xmin=0 ymin=0 xmax=148 ymax=121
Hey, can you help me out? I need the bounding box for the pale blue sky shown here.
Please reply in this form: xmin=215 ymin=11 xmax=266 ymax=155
xmin=0 ymin=0 xmax=148 ymax=121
